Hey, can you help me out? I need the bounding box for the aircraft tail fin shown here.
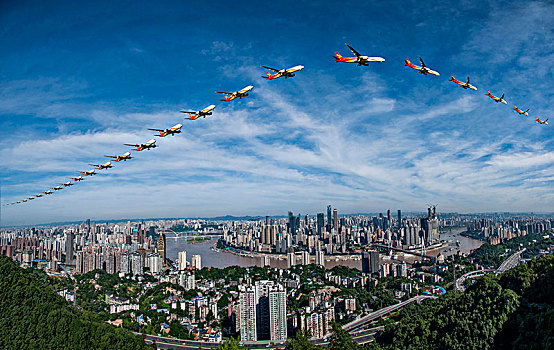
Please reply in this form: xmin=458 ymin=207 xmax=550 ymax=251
xmin=449 ymin=74 xmax=455 ymax=81
xmin=335 ymin=52 xmax=342 ymax=60
xmin=404 ymin=59 xmax=410 ymax=66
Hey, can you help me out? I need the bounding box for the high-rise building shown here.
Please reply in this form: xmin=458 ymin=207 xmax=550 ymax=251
xmin=263 ymin=255 xmax=271 ymax=267
xmin=287 ymin=252 xmax=296 ymax=268
xmin=157 ymin=233 xmax=166 ymax=266
xmin=420 ymin=206 xmax=439 ymax=246
xmin=397 ymin=210 xmax=402 ymax=228
xmin=239 ymin=287 xmax=257 ymax=341
xmin=316 ymin=213 xmax=325 ymax=237
xmin=130 ymin=251 xmax=144 ymax=275
xmin=301 ymin=251 xmax=310 ymax=265
xmin=269 ymin=284 xmax=287 ymax=342
xmin=178 ymin=251 xmax=187 ymax=270
xmin=65 ymin=232 xmax=74 ymax=265
xmin=288 ymin=211 xmax=297 ymax=234
xmin=327 ymin=205 xmax=332 ymax=232
xmin=361 ymin=251 xmax=380 ymax=274
xmin=147 ymin=252 xmax=163 ymax=274
xmin=315 ymin=250 xmax=325 ymax=267
xmin=333 ymin=209 xmax=338 ymax=233
xmin=120 ymin=252 xmax=130 ymax=274
xmin=191 ymin=254 xmax=202 ymax=270
xmin=239 ymin=281 xmax=287 ymax=342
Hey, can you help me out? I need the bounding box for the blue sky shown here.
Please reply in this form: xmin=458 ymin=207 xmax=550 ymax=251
xmin=1 ymin=0 xmax=553 ymax=226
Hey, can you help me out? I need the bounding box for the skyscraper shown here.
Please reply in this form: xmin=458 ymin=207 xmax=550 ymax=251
xmin=420 ymin=206 xmax=439 ymax=245
xmin=239 ymin=287 xmax=257 ymax=341
xmin=269 ymin=284 xmax=287 ymax=342
xmin=361 ymin=251 xmax=380 ymax=274
xmin=191 ymin=254 xmax=202 ymax=270
xmin=178 ymin=251 xmax=187 ymax=270
xmin=130 ymin=251 xmax=144 ymax=275
xmin=327 ymin=205 xmax=332 ymax=232
xmin=316 ymin=213 xmax=325 ymax=237
xmin=333 ymin=209 xmax=338 ymax=233
xmin=397 ymin=209 xmax=402 ymax=228
xmin=288 ymin=211 xmax=296 ymax=234
xmin=239 ymin=281 xmax=287 ymax=342
xmin=157 ymin=233 xmax=166 ymax=266
xmin=65 ymin=232 xmax=74 ymax=265
xmin=315 ymin=250 xmax=325 ymax=267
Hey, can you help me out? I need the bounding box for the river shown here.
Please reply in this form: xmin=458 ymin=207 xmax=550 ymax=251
xmin=165 ymin=235 xmax=361 ymax=270
xmin=165 ymin=227 xmax=483 ymax=269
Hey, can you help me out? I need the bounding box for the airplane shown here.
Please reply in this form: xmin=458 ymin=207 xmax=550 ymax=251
xmin=215 ymin=86 xmax=254 ymax=102
xmin=35 ymin=194 xmax=43 ymax=198
xmin=179 ymin=105 xmax=216 ymax=120
xmin=27 ymin=197 xmax=35 ymax=200
xmin=536 ymin=117 xmax=548 ymax=125
xmin=88 ymin=161 xmax=113 ymax=170
xmin=485 ymin=90 xmax=507 ymax=104
xmin=148 ymin=124 xmax=183 ymax=137
xmin=514 ymin=105 xmax=529 ymax=116
xmin=404 ymin=56 xmax=440 ymax=76
xmin=16 ymin=201 xmax=21 ymax=204
xmin=105 ymin=152 xmax=132 ymax=162
xmin=333 ymin=43 xmax=385 ymax=66
xmin=262 ymin=65 xmax=304 ymax=80
xmin=78 ymin=170 xmax=97 ymax=176
xmin=51 ymin=186 xmax=63 ymax=191
xmin=22 ymin=199 xmax=28 ymax=202
xmin=449 ymin=75 xmax=477 ymax=90
xmin=124 ymin=139 xmax=157 ymax=151
xmin=60 ymin=181 xmax=74 ymax=187
xmin=43 ymin=190 xmax=53 ymax=195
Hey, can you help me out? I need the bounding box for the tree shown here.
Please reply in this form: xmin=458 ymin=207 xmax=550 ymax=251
xmin=217 ymin=337 xmax=245 ymax=350
xmin=285 ymin=331 xmax=321 ymax=350
xmin=328 ymin=322 xmax=359 ymax=350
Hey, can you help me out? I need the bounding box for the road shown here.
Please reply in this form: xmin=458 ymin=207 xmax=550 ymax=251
xmin=455 ymin=248 xmax=526 ymax=291
xmin=342 ymin=295 xmax=437 ymax=331
xmin=137 ymin=296 xmax=432 ymax=349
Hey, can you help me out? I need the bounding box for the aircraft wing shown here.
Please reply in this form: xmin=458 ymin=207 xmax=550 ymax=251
xmin=147 ymin=128 xmax=164 ymax=132
xmin=262 ymin=66 xmax=280 ymax=72
xmin=346 ymin=43 xmax=362 ymax=57
xmin=419 ymin=56 xmax=426 ymax=67
xmin=179 ymin=110 xmax=196 ymax=114
xmin=215 ymin=91 xmax=233 ymax=94
xmin=124 ymin=143 xmax=139 ymax=147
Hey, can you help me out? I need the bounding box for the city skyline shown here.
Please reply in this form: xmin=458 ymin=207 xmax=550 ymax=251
xmin=2 ymin=0 xmax=554 ymax=226
xmin=2 ymin=204 xmax=554 ymax=228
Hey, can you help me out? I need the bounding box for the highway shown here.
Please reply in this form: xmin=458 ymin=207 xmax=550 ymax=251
xmin=496 ymin=249 xmax=526 ymax=273
xmin=370 ymin=243 xmax=436 ymax=261
xmin=137 ymin=297 xmax=429 ymax=349
xmin=455 ymin=248 xmax=526 ymax=291
xmin=342 ymin=295 xmax=437 ymax=331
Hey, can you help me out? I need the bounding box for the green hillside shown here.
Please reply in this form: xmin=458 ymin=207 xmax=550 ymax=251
xmin=370 ymin=254 xmax=554 ymax=349
xmin=0 ymin=255 xmax=153 ymax=350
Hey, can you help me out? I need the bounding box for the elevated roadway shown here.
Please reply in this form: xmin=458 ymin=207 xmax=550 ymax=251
xmin=455 ymin=249 xmax=526 ymax=291
xmin=342 ymin=295 xmax=437 ymax=332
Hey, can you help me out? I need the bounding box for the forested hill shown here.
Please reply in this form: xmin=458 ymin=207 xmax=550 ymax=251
xmin=369 ymin=254 xmax=554 ymax=350
xmin=0 ymin=255 xmax=153 ymax=350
